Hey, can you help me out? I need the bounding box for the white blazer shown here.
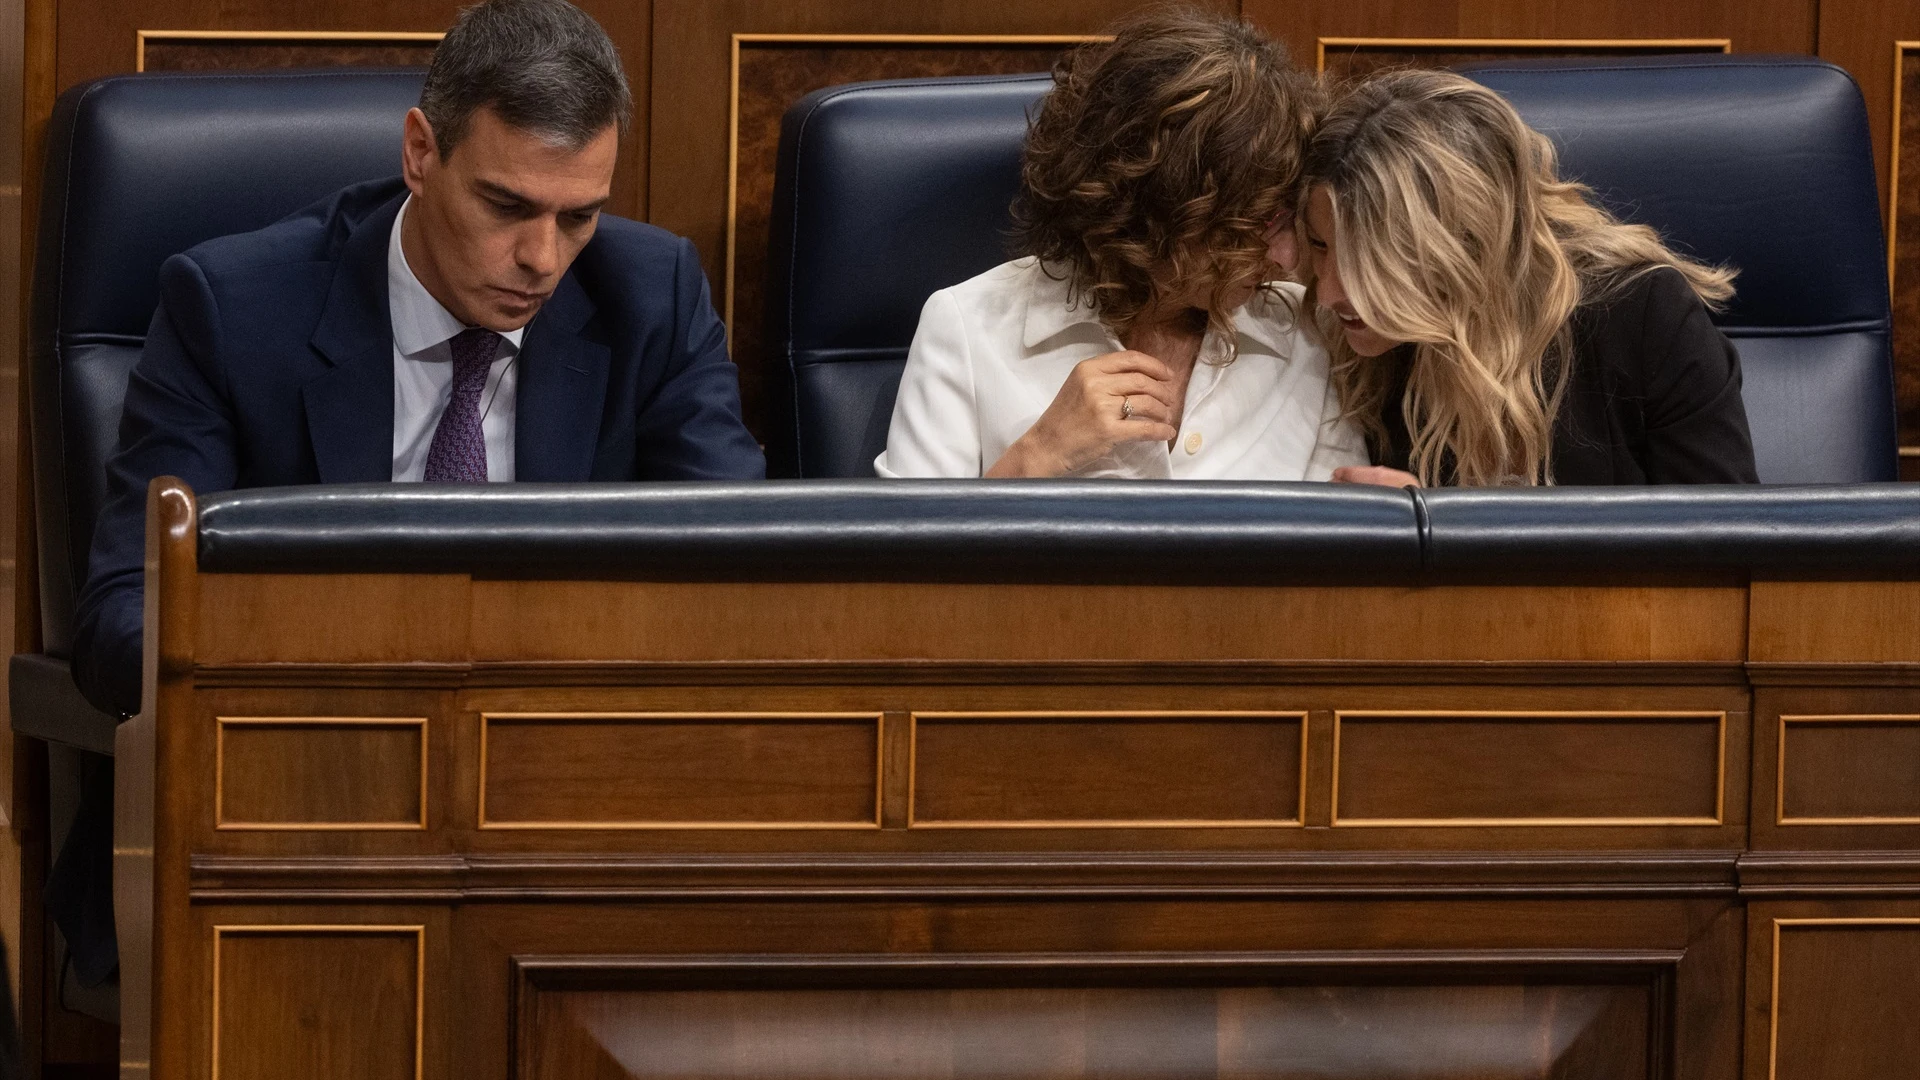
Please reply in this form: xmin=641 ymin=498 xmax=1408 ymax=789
xmin=875 ymin=258 xmax=1367 ymax=479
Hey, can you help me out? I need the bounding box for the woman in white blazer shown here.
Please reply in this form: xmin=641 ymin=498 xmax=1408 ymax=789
xmin=876 ymin=9 xmax=1365 ymax=480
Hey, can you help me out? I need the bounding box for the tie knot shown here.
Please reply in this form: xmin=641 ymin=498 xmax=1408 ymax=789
xmin=449 ymin=327 xmax=499 ymax=374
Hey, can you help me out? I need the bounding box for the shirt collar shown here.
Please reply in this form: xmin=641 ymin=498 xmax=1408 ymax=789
xmin=1017 ymin=256 xmax=1302 ymax=359
xmin=387 ymin=195 xmax=526 ymax=358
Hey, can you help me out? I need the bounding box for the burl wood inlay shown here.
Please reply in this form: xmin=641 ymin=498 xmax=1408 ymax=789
xmin=731 ymin=41 xmax=1072 ymax=436
xmin=142 ymin=40 xmax=439 ymax=72
xmin=1317 ymin=39 xmax=1727 ymax=81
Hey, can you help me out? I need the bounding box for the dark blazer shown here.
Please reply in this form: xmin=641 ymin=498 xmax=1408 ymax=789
xmin=74 ymin=177 xmax=765 ymax=716
xmin=1374 ymin=267 xmax=1759 ymax=485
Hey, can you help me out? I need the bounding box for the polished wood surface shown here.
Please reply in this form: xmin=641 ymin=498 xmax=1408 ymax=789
xmin=90 ymin=479 xmax=1918 ymax=1079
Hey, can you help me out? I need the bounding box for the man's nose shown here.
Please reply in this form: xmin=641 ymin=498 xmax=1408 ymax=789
xmin=516 ymin=217 xmax=562 ymax=278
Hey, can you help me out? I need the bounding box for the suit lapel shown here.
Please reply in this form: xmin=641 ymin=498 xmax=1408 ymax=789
xmin=303 ymin=193 xmax=403 ymax=483
xmin=514 ymin=274 xmax=611 ymax=481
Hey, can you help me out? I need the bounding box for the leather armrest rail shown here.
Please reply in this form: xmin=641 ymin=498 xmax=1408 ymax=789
xmin=191 ymin=480 xmax=1920 ymax=582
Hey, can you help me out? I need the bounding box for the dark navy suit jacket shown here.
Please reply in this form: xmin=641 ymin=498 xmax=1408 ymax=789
xmin=73 ymin=177 xmax=765 ymax=716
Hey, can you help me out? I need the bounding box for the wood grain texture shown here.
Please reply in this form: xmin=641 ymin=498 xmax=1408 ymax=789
xmin=198 ymin=573 xmax=470 ymax=666
xmin=470 ymin=579 xmax=1749 ymax=665
xmin=908 ymin=712 xmax=1306 ymax=827
xmin=1332 ymin=711 xmax=1726 ymax=826
xmin=216 ymin=718 xmax=427 ymax=830
xmin=1761 ymin=916 xmax=1920 ymax=1080
xmin=1777 ymin=715 xmax=1920 ymax=824
xmin=1750 ymin=581 xmax=1920 ymax=664
xmin=212 ymin=926 xmax=423 ymax=1080
xmin=1320 ymin=38 xmax=1726 ymax=80
xmin=1893 ymin=45 xmax=1920 ymax=446
xmin=140 ymin=38 xmax=438 ymax=72
xmin=479 ymin=712 xmax=883 ymax=828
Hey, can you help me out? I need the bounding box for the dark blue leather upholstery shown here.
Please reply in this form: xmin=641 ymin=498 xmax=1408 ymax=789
xmin=197 ymin=481 xmax=1425 ymax=581
xmin=764 ymin=74 xmax=1052 ymax=477
xmin=1460 ymin=55 xmax=1896 ymax=484
xmin=30 ymin=69 xmax=425 ymax=659
xmin=191 ymin=481 xmax=1920 ymax=580
xmin=769 ymin=58 xmax=1897 ymax=483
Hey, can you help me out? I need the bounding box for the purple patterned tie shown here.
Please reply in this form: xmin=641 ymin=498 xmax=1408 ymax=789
xmin=423 ymin=327 xmax=500 ymax=483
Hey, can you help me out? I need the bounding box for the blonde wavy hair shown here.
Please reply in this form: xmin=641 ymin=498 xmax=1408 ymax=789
xmin=1301 ymin=68 xmax=1736 ymax=485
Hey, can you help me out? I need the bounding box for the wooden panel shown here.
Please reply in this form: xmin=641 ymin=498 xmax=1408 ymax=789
xmin=1320 ymin=37 xmax=1727 ymax=80
xmin=519 ymin=960 xmax=1661 ymax=1080
xmin=216 ymin=717 xmax=427 ymax=830
xmin=1767 ymin=919 xmax=1920 ymax=1080
xmin=138 ymin=30 xmax=439 ymax=71
xmin=52 ymin=3 xmax=652 ymax=220
xmin=1893 ymin=42 xmax=1920 ymax=449
xmin=479 ymin=712 xmax=882 ymax=828
xmin=725 ymin=36 xmax=1083 ymax=435
xmin=471 ymin=580 xmax=1750 ymax=665
xmin=1751 ymin=580 xmax=1920 ymax=664
xmin=1777 ymin=715 xmax=1920 ymax=825
xmin=909 ymin=712 xmax=1306 ymax=827
xmin=198 ymin=573 xmax=470 ymax=665
xmin=1333 ymin=711 xmax=1725 ymax=826
xmin=213 ymin=925 xmax=424 ymax=1080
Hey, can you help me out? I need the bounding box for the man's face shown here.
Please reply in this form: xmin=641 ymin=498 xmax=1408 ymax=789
xmin=400 ymin=106 xmax=618 ymax=331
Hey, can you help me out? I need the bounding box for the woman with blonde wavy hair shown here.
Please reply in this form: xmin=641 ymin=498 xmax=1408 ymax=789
xmin=1301 ymin=68 xmax=1757 ymax=487
xmin=876 ymin=7 xmax=1366 ymax=479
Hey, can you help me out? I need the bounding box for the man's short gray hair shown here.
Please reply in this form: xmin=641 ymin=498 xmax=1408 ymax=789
xmin=420 ymin=0 xmax=632 ymax=157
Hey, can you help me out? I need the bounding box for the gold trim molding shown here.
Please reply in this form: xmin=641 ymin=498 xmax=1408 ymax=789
xmin=135 ymin=29 xmax=444 ymax=72
xmin=477 ymin=711 xmax=886 ymax=830
xmin=211 ymin=924 xmax=427 ymax=1080
xmin=214 ymin=716 xmax=430 ymax=831
xmin=1316 ymin=37 xmax=1731 ymax=73
xmin=723 ymin=32 xmax=1102 ymax=342
xmin=1330 ymin=710 xmax=1728 ymax=827
xmin=1776 ymin=713 xmax=1920 ymax=825
xmin=906 ymin=710 xmax=1310 ymax=829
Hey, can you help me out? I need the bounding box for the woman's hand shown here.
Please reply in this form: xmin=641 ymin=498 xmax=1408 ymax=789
xmin=986 ymin=351 xmax=1181 ymax=477
xmin=1332 ymin=465 xmax=1422 ymax=489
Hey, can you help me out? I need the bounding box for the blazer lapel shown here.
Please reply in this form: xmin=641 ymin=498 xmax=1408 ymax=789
xmin=514 ymin=274 xmax=611 ymax=481
xmin=303 ymin=194 xmax=403 ymax=483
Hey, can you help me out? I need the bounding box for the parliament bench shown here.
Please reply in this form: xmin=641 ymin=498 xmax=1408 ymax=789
xmin=114 ymin=477 xmax=1920 ymax=1078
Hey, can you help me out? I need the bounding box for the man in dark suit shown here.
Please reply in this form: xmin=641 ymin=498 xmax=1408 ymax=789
xmin=57 ymin=0 xmax=763 ymax=989
xmin=73 ymin=0 xmax=764 ymax=721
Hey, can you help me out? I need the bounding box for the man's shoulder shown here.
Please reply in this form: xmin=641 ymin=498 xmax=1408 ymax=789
xmin=175 ymin=177 xmax=405 ymax=285
xmin=569 ymin=214 xmax=693 ymax=292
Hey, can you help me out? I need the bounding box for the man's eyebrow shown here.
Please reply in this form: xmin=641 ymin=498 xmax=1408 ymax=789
xmin=475 ymin=179 xmax=607 ymax=217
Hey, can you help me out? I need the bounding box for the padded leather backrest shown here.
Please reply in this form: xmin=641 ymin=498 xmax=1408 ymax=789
xmin=30 ymin=69 xmax=425 ymax=655
xmin=1460 ymin=55 xmax=1897 ymax=483
xmin=765 ymin=74 xmax=1053 ymax=477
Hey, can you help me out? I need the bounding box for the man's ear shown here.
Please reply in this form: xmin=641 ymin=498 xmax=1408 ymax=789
xmin=401 ymin=108 xmax=441 ymax=196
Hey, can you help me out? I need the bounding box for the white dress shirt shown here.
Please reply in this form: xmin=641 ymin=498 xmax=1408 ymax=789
xmin=875 ymin=258 xmax=1368 ymax=479
xmin=388 ymin=196 xmax=523 ymax=482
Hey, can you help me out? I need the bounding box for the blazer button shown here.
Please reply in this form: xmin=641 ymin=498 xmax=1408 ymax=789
xmin=1185 ymin=431 xmax=1203 ymax=455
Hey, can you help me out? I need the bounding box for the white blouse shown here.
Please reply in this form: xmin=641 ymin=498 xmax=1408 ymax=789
xmin=874 ymin=258 xmax=1367 ymax=480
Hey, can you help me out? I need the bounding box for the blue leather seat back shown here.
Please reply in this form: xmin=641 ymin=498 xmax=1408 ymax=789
xmin=31 ymin=69 xmax=426 ymax=654
xmin=1461 ymin=55 xmax=1897 ymax=483
xmin=765 ymin=74 xmax=1053 ymax=477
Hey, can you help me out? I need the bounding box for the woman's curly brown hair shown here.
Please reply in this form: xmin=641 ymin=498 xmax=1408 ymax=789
xmin=1013 ymin=5 xmax=1321 ymax=346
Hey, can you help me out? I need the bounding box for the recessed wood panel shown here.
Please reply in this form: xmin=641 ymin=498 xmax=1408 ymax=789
xmin=521 ymin=970 xmax=1657 ymax=1080
xmin=479 ymin=712 xmax=882 ymax=828
xmin=1778 ymin=715 xmax=1920 ymax=824
xmin=910 ymin=712 xmax=1305 ymax=826
xmin=214 ymin=926 xmax=423 ymax=1080
xmin=1333 ymin=711 xmax=1725 ymax=826
xmin=216 ymin=717 xmax=426 ymax=829
xmin=1318 ymin=37 xmax=1727 ymax=80
xmin=1770 ymin=920 xmax=1920 ymax=1080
